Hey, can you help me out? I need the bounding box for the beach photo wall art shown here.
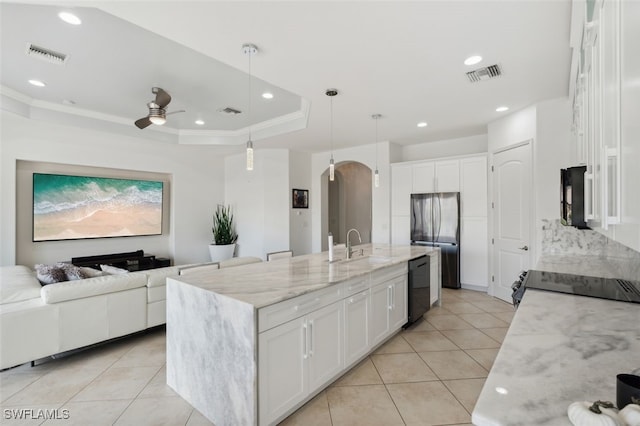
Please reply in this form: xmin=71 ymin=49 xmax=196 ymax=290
xmin=33 ymin=173 xmax=164 ymax=242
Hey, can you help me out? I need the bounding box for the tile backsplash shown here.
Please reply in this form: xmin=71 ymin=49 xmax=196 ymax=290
xmin=541 ymin=219 xmax=640 ymax=259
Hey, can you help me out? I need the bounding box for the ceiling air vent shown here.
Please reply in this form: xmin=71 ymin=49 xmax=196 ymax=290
xmin=466 ymin=64 xmax=502 ymax=83
xmin=25 ymin=43 xmax=68 ymax=65
xmin=218 ymin=107 xmax=242 ymax=115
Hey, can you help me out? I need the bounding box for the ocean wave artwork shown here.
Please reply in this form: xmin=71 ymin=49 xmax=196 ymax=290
xmin=33 ymin=173 xmax=163 ymax=241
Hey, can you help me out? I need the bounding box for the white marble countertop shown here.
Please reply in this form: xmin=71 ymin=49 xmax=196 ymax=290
xmin=172 ymin=244 xmax=438 ymax=309
xmin=473 ymin=255 xmax=640 ymax=426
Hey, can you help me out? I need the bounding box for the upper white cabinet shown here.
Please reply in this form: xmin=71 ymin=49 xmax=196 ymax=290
xmin=434 ymin=160 xmax=460 ymax=193
xmin=460 ymin=156 xmax=488 ymax=218
xmin=412 ymin=162 xmax=435 ymax=193
xmin=571 ymin=0 xmax=640 ymax=250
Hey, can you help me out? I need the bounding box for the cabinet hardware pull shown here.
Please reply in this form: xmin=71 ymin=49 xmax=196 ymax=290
xmin=347 ymin=281 xmax=367 ymax=292
xmin=302 ymin=322 xmax=308 ymax=359
xmin=518 ymin=245 xmax=529 ymax=251
xmin=308 ymin=320 xmax=314 ymax=357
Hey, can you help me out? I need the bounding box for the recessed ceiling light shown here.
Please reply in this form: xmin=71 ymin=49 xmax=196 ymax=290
xmin=262 ymin=92 xmax=274 ymax=99
xmin=58 ymin=12 xmax=81 ymax=25
xmin=464 ymin=55 xmax=482 ymax=66
xmin=28 ymin=79 xmax=46 ymax=87
xmin=417 ymin=122 xmax=428 ymax=128
xmin=195 ymin=119 xmax=205 ymax=125
xmin=496 ymin=106 xmax=509 ymax=112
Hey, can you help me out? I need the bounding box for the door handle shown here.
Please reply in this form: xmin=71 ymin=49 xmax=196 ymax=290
xmin=519 ymin=245 xmax=529 ymax=251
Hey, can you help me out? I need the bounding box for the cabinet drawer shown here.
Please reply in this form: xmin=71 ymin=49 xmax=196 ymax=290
xmin=341 ymin=275 xmax=370 ymax=298
xmin=370 ymin=263 xmax=407 ymax=287
xmin=258 ymin=285 xmax=342 ymax=333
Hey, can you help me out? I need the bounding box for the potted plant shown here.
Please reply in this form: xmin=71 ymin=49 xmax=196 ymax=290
xmin=208 ymin=205 xmax=238 ymax=262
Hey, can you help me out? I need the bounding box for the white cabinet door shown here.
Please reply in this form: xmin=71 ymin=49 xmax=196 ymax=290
xmin=344 ymin=290 xmax=370 ymax=367
xmin=460 ymin=156 xmax=488 ymax=217
xmin=391 ymin=215 xmax=410 ymax=245
xmin=370 ymin=282 xmax=390 ymax=346
xmin=388 ymin=275 xmax=407 ymax=331
xmin=460 ymin=217 xmax=489 ymax=288
xmin=435 ymin=160 xmax=460 ymax=192
xmin=412 ymin=162 xmax=435 ymax=193
xmin=430 ymin=252 xmax=439 ymax=305
xmin=307 ymin=302 xmax=344 ymax=391
xmin=259 ymin=316 xmax=306 ymax=425
xmin=391 ymin=165 xmax=413 ymax=216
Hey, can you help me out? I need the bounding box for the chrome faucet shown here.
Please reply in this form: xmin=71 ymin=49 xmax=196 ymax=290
xmin=346 ymin=228 xmax=362 ymax=259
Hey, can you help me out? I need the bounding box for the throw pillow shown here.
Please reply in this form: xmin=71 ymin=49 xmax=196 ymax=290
xmin=56 ymin=263 xmax=90 ymax=281
xmin=78 ymin=267 xmax=105 ymax=278
xmin=35 ymin=264 xmax=67 ymax=286
xmin=100 ymin=264 xmax=129 ymax=275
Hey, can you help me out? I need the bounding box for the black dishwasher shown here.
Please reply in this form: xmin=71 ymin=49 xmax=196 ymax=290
xmin=406 ymin=255 xmax=430 ymax=326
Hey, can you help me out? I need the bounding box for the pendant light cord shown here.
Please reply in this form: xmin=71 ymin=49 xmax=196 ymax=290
xmin=375 ymin=115 xmax=379 ymax=169
xmin=248 ymin=48 xmax=253 ymax=142
xmin=330 ymin=96 xmax=334 ymax=158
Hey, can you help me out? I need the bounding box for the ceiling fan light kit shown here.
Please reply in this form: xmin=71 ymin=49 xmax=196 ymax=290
xmin=134 ymin=87 xmax=183 ymax=129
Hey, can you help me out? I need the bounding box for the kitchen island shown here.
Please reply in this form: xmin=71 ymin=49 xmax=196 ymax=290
xmin=166 ymin=244 xmax=439 ymax=426
xmin=472 ymin=255 xmax=640 ymax=426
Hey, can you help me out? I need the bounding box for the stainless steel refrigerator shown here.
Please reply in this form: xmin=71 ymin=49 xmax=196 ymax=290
xmin=410 ymin=192 xmax=460 ymax=289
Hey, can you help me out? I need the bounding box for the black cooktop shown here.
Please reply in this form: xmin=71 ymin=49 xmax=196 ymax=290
xmin=523 ymin=270 xmax=640 ymax=304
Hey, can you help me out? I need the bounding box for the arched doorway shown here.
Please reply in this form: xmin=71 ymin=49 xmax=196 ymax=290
xmin=321 ymin=161 xmax=372 ymax=250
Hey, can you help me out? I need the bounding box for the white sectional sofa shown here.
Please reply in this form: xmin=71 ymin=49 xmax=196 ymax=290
xmin=0 ymin=257 xmax=263 ymax=370
xmin=0 ymin=265 xmax=179 ymax=370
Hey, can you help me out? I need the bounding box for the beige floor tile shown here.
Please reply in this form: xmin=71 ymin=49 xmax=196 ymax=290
xmin=402 ymin=331 xmax=459 ymax=352
xmin=332 ymin=358 xmax=382 ymax=387
xmin=418 ymin=351 xmax=487 ymax=380
xmin=471 ymin=299 xmax=515 ymax=313
xmin=403 ymin=319 xmax=436 ymax=333
xmin=370 ymin=353 xmax=438 ymax=383
xmin=0 ymin=404 xmax=63 ymax=426
xmin=479 ymin=328 xmax=509 ymax=343
xmin=185 ymin=409 xmax=215 ymax=426
xmin=279 ymin=391 xmax=332 ymax=426
xmin=327 ymin=385 xmax=404 ymax=426
xmin=458 ymin=313 xmax=509 ymax=329
xmin=440 ymin=329 xmax=501 ymax=350
xmin=442 ymin=302 xmax=484 ymax=314
xmin=111 ymin=342 xmax=165 ymax=368
xmin=373 ymin=334 xmax=414 ymax=354
xmin=71 ymin=366 xmax=160 ymax=402
xmin=491 ymin=311 xmax=515 ymax=323
xmin=423 ymin=306 xmax=453 ymax=317
xmin=443 ymin=378 xmax=486 ymax=413
xmin=0 ymin=373 xmax=42 ymax=403
xmin=137 ymin=366 xmax=178 ymax=399
xmin=41 ymin=400 xmax=131 ymax=426
xmin=113 ymin=396 xmax=193 ymax=426
xmin=3 ymin=366 xmax=104 ymax=405
xmin=456 ymin=290 xmax=491 ymax=302
xmin=465 ymin=348 xmax=500 ymax=371
xmin=426 ymin=314 xmax=474 ymax=330
xmin=386 ymin=381 xmax=470 ymax=425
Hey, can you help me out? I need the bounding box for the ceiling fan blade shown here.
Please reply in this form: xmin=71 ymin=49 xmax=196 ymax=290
xmin=153 ymin=87 xmax=171 ymax=109
xmin=166 ymin=109 xmax=186 ymax=116
xmin=134 ymin=117 xmax=152 ymax=129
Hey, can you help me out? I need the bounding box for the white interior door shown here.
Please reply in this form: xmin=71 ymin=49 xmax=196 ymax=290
xmin=491 ymin=142 xmax=532 ymax=302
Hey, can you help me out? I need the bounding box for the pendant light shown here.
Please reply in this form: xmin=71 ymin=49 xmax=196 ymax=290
xmin=372 ymin=114 xmax=381 ymax=188
xmin=243 ymin=43 xmax=258 ymax=171
xmin=326 ymin=89 xmax=338 ymax=181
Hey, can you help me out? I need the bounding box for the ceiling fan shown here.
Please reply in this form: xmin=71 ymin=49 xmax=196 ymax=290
xmin=134 ymin=87 xmax=184 ymax=129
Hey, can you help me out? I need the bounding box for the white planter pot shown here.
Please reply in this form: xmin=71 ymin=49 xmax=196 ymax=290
xmin=208 ymin=243 xmax=236 ymax=262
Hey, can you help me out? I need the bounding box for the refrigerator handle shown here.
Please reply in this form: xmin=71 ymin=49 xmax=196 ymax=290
xmin=435 ymin=194 xmax=442 ymax=242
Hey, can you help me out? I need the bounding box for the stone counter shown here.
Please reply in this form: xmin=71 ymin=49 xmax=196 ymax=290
xmin=472 ymin=254 xmax=640 ymax=425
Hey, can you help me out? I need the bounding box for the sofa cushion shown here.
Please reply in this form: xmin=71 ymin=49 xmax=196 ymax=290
xmin=56 ymin=263 xmax=90 ymax=280
xmin=0 ymin=266 xmax=42 ymax=304
xmin=100 ymin=264 xmax=130 ymax=275
xmin=143 ymin=266 xmax=180 ymax=288
xmin=41 ymin=272 xmax=147 ymax=304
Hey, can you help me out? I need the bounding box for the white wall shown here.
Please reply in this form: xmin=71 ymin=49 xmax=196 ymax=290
xmin=289 ymin=150 xmax=312 ymax=256
xmin=224 ymin=149 xmax=290 ymax=259
xmin=0 ymin=111 xmax=225 ymax=266
xmin=399 ymin=134 xmax=488 ymax=162
xmin=487 ymin=106 xmax=537 ymax=152
xmin=311 ymin=142 xmax=391 ymax=253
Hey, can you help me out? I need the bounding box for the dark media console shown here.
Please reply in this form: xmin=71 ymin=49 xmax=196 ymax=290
xmin=71 ymin=249 xmax=171 ymax=272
